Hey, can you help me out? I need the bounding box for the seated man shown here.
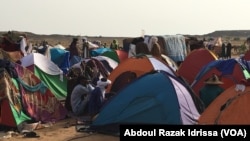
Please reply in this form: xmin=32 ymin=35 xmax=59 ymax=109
xmin=70 ymin=75 xmax=94 ymax=117
xmin=88 ymin=78 xmax=112 ymax=117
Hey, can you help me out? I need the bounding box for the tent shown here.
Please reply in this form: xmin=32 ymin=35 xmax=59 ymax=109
xmin=191 ymin=59 xmax=250 ymax=96
xmin=92 ymin=56 xmax=119 ymax=73
xmin=0 ymin=48 xmax=23 ymax=63
xmin=177 ymin=48 xmax=218 ymax=84
xmin=90 ymin=47 xmax=112 ymax=57
xmin=14 ymin=63 xmax=67 ymax=122
xmin=198 ymin=85 xmax=250 ymax=124
xmin=89 ymin=70 xmax=203 ymax=134
xmin=20 ymin=53 xmax=67 ymax=100
xmin=0 ymin=59 xmax=67 ymax=128
xmin=0 ymin=69 xmax=31 ymax=127
xmin=49 ymin=47 xmax=70 ymax=74
xmin=106 ymin=55 xmax=177 ymax=93
xmin=101 ymin=49 xmax=128 ymax=63
xmin=242 ymin=50 xmax=250 ymax=61
xmin=69 ymin=55 xmax=83 ymax=67
xmin=161 ymin=54 xmax=179 ymax=72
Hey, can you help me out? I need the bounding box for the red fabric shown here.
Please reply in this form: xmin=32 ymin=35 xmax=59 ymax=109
xmin=115 ymin=50 xmax=128 ymax=63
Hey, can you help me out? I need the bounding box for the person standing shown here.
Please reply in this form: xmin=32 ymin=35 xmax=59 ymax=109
xmin=151 ymin=42 xmax=162 ymax=59
xmin=68 ymin=37 xmax=80 ymax=59
xmin=199 ymin=74 xmax=224 ymax=108
xmin=110 ymin=39 xmax=119 ymax=50
xmin=221 ymin=42 xmax=226 ymax=59
xmin=82 ymin=37 xmax=90 ymax=58
xmin=135 ymin=42 xmax=150 ymax=55
xmin=148 ymin=36 xmax=158 ymax=52
xmin=226 ymin=41 xmax=232 ymax=59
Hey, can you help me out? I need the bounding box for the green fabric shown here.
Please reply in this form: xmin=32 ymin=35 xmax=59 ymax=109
xmin=101 ymin=51 xmax=120 ymax=63
xmin=16 ymin=78 xmax=48 ymax=94
xmin=8 ymin=78 xmax=31 ymax=125
xmin=199 ymin=85 xmax=224 ymax=108
xmin=34 ymin=66 xmax=67 ymax=100
xmin=243 ymin=69 xmax=250 ymax=79
xmin=11 ymin=78 xmax=19 ymax=89
xmin=10 ymin=101 xmax=31 ymax=125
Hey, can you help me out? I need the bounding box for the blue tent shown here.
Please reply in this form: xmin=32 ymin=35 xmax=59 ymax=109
xmin=69 ymin=55 xmax=83 ymax=67
xmin=190 ymin=59 xmax=250 ymax=96
xmin=50 ymin=47 xmax=70 ymax=74
xmin=88 ymin=70 xmax=204 ymax=135
xmin=90 ymin=47 xmax=112 ymax=57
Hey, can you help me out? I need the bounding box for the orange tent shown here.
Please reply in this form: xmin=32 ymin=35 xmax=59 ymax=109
xmin=177 ymin=48 xmax=217 ymax=84
xmin=106 ymin=55 xmax=177 ymax=93
xmin=198 ymin=85 xmax=250 ymax=124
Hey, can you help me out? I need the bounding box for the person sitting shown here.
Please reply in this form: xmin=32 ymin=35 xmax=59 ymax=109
xmin=88 ymin=78 xmax=112 ymax=117
xmin=199 ymin=74 xmax=224 ymax=108
xmin=70 ymin=75 xmax=94 ymax=117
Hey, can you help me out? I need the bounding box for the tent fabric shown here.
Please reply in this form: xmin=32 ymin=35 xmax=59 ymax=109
xmin=191 ymin=59 xmax=248 ymax=96
xmin=33 ymin=65 xmax=67 ymax=100
xmin=69 ymin=55 xmax=83 ymax=67
xmin=161 ymin=54 xmax=179 ymax=72
xmin=0 ymin=70 xmax=31 ymax=127
xmin=101 ymin=50 xmax=120 ymax=63
xmin=49 ymin=48 xmax=70 ymax=74
xmin=90 ymin=47 xmax=112 ymax=57
xmin=115 ymin=50 xmax=128 ymax=63
xmin=177 ymin=48 xmax=218 ymax=84
xmin=242 ymin=50 xmax=250 ymax=61
xmin=14 ymin=63 xmax=67 ymax=122
xmin=20 ymin=53 xmax=64 ymax=76
xmin=106 ymin=55 xmax=176 ymax=93
xmin=198 ymin=85 xmax=250 ymax=124
xmin=89 ymin=71 xmax=202 ymax=134
xmin=54 ymin=44 xmax=66 ymax=50
xmin=92 ymin=56 xmax=118 ymax=71
xmin=0 ymin=48 xmax=23 ymax=63
xmin=20 ymin=53 xmax=67 ymax=100
xmin=238 ymin=57 xmax=250 ymax=79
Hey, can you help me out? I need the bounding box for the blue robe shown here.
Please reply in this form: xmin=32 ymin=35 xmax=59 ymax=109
xmin=88 ymin=87 xmax=104 ymax=116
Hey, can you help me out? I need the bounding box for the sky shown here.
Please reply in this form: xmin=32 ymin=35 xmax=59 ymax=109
xmin=0 ymin=0 xmax=249 ymax=37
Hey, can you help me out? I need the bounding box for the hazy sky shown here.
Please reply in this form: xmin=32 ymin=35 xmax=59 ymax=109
xmin=0 ymin=0 xmax=249 ymax=37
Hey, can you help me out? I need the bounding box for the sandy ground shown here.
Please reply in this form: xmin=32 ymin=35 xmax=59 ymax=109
xmin=0 ymin=118 xmax=119 ymax=141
